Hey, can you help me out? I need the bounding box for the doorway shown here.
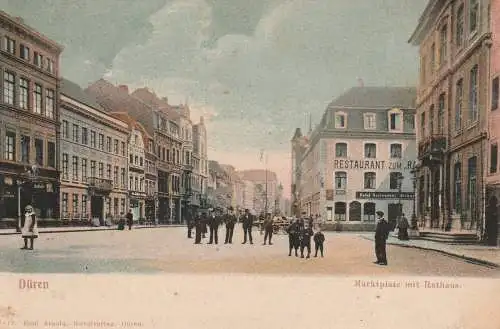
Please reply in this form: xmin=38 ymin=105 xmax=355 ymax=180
xmin=91 ymin=196 xmax=103 ymax=223
xmin=388 ymin=203 xmax=402 ymax=231
xmin=486 ymin=196 xmax=499 ymax=246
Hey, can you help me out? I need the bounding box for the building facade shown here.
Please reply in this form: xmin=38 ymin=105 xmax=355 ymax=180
xmin=409 ymin=0 xmax=490 ymax=236
xmin=59 ymin=79 xmax=129 ymax=224
xmin=293 ymin=87 xmax=416 ymax=230
xmin=239 ymin=169 xmax=278 ymax=216
xmin=0 ymin=12 xmax=63 ymax=227
xmin=193 ymin=117 xmax=209 ymax=209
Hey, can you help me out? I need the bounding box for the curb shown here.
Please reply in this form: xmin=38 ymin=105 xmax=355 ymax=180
xmin=0 ymin=225 xmax=185 ymax=236
xmin=359 ymin=235 xmax=499 ymax=269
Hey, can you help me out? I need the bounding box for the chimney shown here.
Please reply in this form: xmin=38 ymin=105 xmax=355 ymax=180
xmin=118 ymin=85 xmax=129 ymax=94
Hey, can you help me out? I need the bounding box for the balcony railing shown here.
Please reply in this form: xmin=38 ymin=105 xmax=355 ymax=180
xmin=418 ymin=135 xmax=447 ymax=159
xmin=88 ymin=177 xmax=113 ymax=193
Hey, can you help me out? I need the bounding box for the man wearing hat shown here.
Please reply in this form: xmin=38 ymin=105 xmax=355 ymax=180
xmin=262 ymin=212 xmax=274 ymax=245
xmin=241 ymin=208 xmax=254 ymax=244
xmin=208 ymin=209 xmax=221 ymax=244
xmin=224 ymin=207 xmax=237 ymax=244
xmin=374 ymin=210 xmax=390 ymax=265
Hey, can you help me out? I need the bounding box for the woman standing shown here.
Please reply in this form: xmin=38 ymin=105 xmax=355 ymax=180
xmin=20 ymin=205 xmax=38 ymax=250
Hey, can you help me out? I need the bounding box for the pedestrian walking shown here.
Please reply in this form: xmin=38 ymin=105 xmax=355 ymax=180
xmin=314 ymin=229 xmax=325 ymax=257
xmin=241 ymin=209 xmax=254 ymax=244
xmin=224 ymin=207 xmax=236 ymax=244
xmin=194 ymin=213 xmax=202 ymax=244
xmin=201 ymin=211 xmax=208 ymax=238
xmin=374 ymin=211 xmax=390 ymax=266
xmin=208 ymin=211 xmax=221 ymax=244
xmin=117 ymin=212 xmax=125 ymax=230
xmin=286 ymin=219 xmax=300 ymax=256
xmin=126 ymin=210 xmax=133 ymax=230
xmin=300 ymin=221 xmax=314 ymax=259
xmin=397 ymin=213 xmax=409 ymax=240
xmin=187 ymin=210 xmax=194 ymax=239
xmin=262 ymin=212 xmax=274 ymax=245
xmin=20 ymin=205 xmax=38 ymax=250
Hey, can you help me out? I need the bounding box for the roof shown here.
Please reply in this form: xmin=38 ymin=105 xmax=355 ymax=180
xmin=60 ymin=78 xmax=106 ymax=112
xmin=408 ymin=0 xmax=439 ymax=45
xmin=291 ymin=128 xmax=302 ymax=141
xmin=327 ymin=86 xmax=416 ymax=109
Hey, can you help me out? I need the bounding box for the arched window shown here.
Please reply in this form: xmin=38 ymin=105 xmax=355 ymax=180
xmin=363 ymin=202 xmax=376 ymax=221
xmin=349 ymin=201 xmax=361 ymax=221
xmin=334 ymin=202 xmax=346 ymax=221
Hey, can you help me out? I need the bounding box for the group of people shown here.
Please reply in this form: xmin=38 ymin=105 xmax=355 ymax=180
xmin=286 ymin=216 xmax=325 ymax=259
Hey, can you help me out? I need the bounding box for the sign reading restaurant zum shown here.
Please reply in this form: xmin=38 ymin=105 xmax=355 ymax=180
xmin=334 ymin=159 xmax=416 ymax=171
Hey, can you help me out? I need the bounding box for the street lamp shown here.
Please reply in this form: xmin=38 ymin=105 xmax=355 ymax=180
xmin=410 ymin=167 xmax=418 ymax=231
xmin=396 ymin=173 xmax=404 ymax=230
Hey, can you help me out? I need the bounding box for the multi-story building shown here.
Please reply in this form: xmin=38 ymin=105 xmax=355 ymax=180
xmin=241 ymin=180 xmax=255 ymax=211
xmin=193 ymin=117 xmax=208 ymax=208
xmin=110 ymin=112 xmax=147 ymax=222
xmin=59 ymin=79 xmax=129 ymax=224
xmin=292 ymin=87 xmax=416 ymax=231
xmin=143 ymin=127 xmax=157 ymax=222
xmin=239 ymin=169 xmax=278 ymax=216
xmin=409 ymin=0 xmax=490 ymax=236
xmin=291 ymin=128 xmax=309 ymax=217
xmin=0 ymin=12 xmax=63 ymax=227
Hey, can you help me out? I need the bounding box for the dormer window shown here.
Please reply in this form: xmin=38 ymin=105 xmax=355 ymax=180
xmin=388 ymin=109 xmax=403 ymax=132
xmin=335 ymin=112 xmax=346 ymax=128
xmin=364 ymin=113 xmax=376 ymax=130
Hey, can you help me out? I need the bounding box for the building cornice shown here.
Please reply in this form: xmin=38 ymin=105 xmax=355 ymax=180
xmin=408 ymin=0 xmax=440 ymax=45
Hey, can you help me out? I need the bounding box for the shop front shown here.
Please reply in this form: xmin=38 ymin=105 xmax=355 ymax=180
xmin=129 ymin=190 xmax=146 ymax=222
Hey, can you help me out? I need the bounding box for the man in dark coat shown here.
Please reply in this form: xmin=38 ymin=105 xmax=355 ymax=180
xmin=208 ymin=210 xmax=221 ymax=244
xmin=300 ymin=221 xmax=314 ymax=259
xmin=187 ymin=209 xmax=194 ymax=238
xmin=262 ymin=212 xmax=274 ymax=245
xmin=286 ymin=219 xmax=300 ymax=256
xmin=397 ymin=213 xmax=409 ymax=241
xmin=126 ymin=210 xmax=133 ymax=230
xmin=374 ymin=210 xmax=390 ymax=265
xmin=194 ymin=213 xmax=202 ymax=244
xmin=224 ymin=207 xmax=237 ymax=244
xmin=241 ymin=209 xmax=254 ymax=244
xmin=314 ymin=229 xmax=325 ymax=257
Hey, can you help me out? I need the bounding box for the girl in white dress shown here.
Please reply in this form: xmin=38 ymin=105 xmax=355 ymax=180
xmin=20 ymin=205 xmax=38 ymax=250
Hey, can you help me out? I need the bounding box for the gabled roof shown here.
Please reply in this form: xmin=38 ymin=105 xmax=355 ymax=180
xmin=327 ymin=86 xmax=416 ymax=109
xmin=61 ymin=78 xmax=106 ymax=111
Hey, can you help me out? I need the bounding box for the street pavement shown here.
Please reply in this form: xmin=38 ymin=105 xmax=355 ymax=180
xmin=0 ymin=225 xmax=498 ymax=276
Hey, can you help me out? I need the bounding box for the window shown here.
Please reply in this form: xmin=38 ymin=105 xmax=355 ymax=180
xmin=82 ymin=195 xmax=88 ymax=215
xmin=106 ymin=136 xmax=112 ymax=152
xmin=491 ymin=144 xmax=498 ymax=174
xmin=34 ymin=52 xmax=43 ymax=67
xmin=35 ymin=139 xmax=44 ymax=166
xmin=72 ymin=156 xmax=79 ymax=180
xmin=62 ymin=153 xmax=69 ymax=179
xmin=114 ymin=139 xmax=119 ymax=154
xmin=98 ymin=162 xmax=104 ymax=178
xmin=46 ymin=58 xmax=54 ymax=74
xmin=455 ymin=79 xmax=463 ymax=131
xmin=389 ymin=172 xmax=403 ymax=189
xmin=467 ymin=157 xmax=477 ymax=213
xmin=364 ymin=143 xmax=376 ymax=158
xmin=81 ymin=127 xmax=88 ymax=145
xmin=390 ymin=143 xmax=402 ymax=158
xmin=389 ymin=111 xmax=402 ymax=131
xmin=62 ymin=121 xmax=69 ymax=139
xmin=98 ymin=134 xmax=104 ymax=150
xmin=121 ymin=168 xmax=126 ymax=188
xmin=130 ymin=154 xmax=133 ymax=163
xmin=72 ymin=194 xmax=79 ymax=214
xmin=469 ymin=0 xmax=479 ymax=33
xmin=20 ymin=44 xmax=30 ymax=60
xmin=4 ymin=131 xmax=15 ymax=161
xmin=349 ymin=201 xmax=361 ymax=221
xmin=121 ymin=199 xmax=126 ymax=214
xmin=81 ymin=158 xmax=87 ymax=182
xmin=454 ymin=163 xmax=462 ymax=212
xmin=364 ymin=113 xmax=376 ymax=129
xmin=19 ymin=78 xmax=29 ymax=110
xmin=430 ymin=43 xmax=435 ymax=72
xmin=114 ymin=166 xmax=119 ymax=186
xmin=3 ymin=36 xmax=15 ymax=54
xmin=72 ymin=124 xmax=79 ymax=143
xmin=469 ymin=65 xmax=478 ymax=123
xmin=33 ymin=84 xmax=42 ymax=114
xmin=335 ymin=113 xmax=346 ymax=128
xmin=364 ymin=172 xmax=376 ymax=189
xmin=62 ymin=193 xmax=68 ymax=214
xmin=90 ymin=131 xmax=96 ymax=148
xmin=21 ymin=136 xmax=30 ymax=163
xmin=363 ymin=202 xmax=376 ymax=221
xmin=45 ymin=89 xmax=55 ymax=118
xmin=406 ymin=114 xmax=415 ymax=130
xmin=420 ymin=112 xmax=426 ymax=137
xmin=439 ymin=24 xmax=447 ymax=65
xmin=334 ymin=202 xmax=346 ymax=221
xmin=121 ymin=141 xmax=126 ymax=156
xmin=492 ymin=77 xmax=499 ymax=111
xmin=3 ymin=71 xmax=15 ymax=105
xmin=47 ymin=142 xmax=55 ymax=167
xmin=335 ymin=172 xmax=347 ymax=190
xmin=90 ymin=160 xmax=96 ymax=177
xmin=429 ymin=105 xmax=434 ymax=135
xmin=107 ymin=164 xmax=112 ymax=179
xmin=335 ymin=143 xmax=348 ymax=158
xmin=438 ymin=93 xmax=445 ymax=133
xmin=456 ymin=5 xmax=464 ymax=47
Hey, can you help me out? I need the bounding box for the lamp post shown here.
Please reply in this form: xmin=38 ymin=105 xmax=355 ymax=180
xmin=396 ymin=173 xmax=404 ymax=231
xmin=408 ymin=163 xmax=420 ymax=238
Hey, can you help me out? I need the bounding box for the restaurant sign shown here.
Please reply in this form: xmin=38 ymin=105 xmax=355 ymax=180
xmin=334 ymin=159 xmax=416 ymax=171
xmin=355 ymin=191 xmax=415 ymax=200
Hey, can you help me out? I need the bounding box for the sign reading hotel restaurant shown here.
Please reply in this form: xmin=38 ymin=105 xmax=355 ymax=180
xmin=334 ymin=159 xmax=416 ymax=171
xmin=355 ymin=191 xmax=415 ymax=200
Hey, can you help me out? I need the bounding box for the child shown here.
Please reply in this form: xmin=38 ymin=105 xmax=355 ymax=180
xmin=314 ymin=228 xmax=325 ymax=257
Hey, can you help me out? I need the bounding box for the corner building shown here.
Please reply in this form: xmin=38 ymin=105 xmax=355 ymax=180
xmin=293 ymin=87 xmax=417 ymax=231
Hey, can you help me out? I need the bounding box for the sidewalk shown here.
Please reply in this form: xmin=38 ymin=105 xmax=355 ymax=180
xmin=0 ymin=224 xmax=185 ymax=236
xmin=358 ymin=233 xmax=500 ymax=268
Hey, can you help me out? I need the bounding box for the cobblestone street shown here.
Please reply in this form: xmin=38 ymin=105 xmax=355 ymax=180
xmin=0 ymin=226 xmax=498 ymax=276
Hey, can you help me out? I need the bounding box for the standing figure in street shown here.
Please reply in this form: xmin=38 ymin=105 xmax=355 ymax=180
xmin=300 ymin=221 xmax=314 ymax=258
xmin=262 ymin=212 xmax=274 ymax=245
xmin=194 ymin=213 xmax=202 ymax=244
xmin=314 ymin=228 xmax=325 ymax=257
xmin=20 ymin=205 xmax=38 ymax=250
xmin=224 ymin=207 xmax=236 ymax=244
xmin=117 ymin=212 xmax=125 ymax=231
xmin=286 ymin=219 xmax=300 ymax=256
xmin=374 ymin=210 xmax=390 ymax=265
xmin=126 ymin=209 xmax=133 ymax=230
xmin=241 ymin=209 xmax=254 ymax=244
xmin=208 ymin=211 xmax=221 ymax=244
xmin=187 ymin=209 xmax=194 ymax=239
xmin=397 ymin=213 xmax=409 ymax=241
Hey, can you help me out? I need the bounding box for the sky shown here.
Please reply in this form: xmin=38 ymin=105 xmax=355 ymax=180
xmin=1 ymin=0 xmax=427 ymax=197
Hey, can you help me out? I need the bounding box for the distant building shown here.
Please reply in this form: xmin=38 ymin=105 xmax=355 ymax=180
xmin=238 ymin=169 xmax=278 ymax=216
xmin=292 ymin=86 xmax=416 ymax=230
